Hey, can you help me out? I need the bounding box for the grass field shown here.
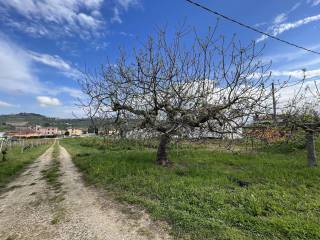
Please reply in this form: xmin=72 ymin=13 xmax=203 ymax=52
xmin=61 ymin=137 xmax=320 ymax=240
xmin=0 ymin=143 xmax=51 ymax=189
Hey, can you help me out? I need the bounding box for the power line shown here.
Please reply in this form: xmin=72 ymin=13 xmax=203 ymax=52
xmin=185 ymin=0 xmax=320 ymax=56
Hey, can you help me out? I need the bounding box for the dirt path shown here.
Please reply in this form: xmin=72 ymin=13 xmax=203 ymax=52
xmin=0 ymin=145 xmax=59 ymax=240
xmin=0 ymin=143 xmax=170 ymax=240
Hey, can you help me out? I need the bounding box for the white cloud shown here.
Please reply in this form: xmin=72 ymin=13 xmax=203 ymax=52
xmin=272 ymin=69 xmax=320 ymax=79
xmin=271 ymin=3 xmax=300 ymax=26
xmin=0 ymin=34 xmax=83 ymax=99
xmin=84 ymin=0 xmax=105 ymax=9
xmin=111 ymin=0 xmax=140 ymax=24
xmin=119 ymin=31 xmax=134 ymax=37
xmin=0 ymin=100 xmax=14 ymax=108
xmin=257 ymin=14 xmax=320 ymax=42
xmin=29 ymin=52 xmax=71 ymax=71
xmin=270 ymin=2 xmax=301 ymax=27
xmin=0 ymin=0 xmax=141 ymax=38
xmin=111 ymin=7 xmax=122 ymax=24
xmin=37 ymin=96 xmax=62 ymax=107
xmin=261 ymin=44 xmax=320 ymax=74
xmin=0 ymin=0 xmax=105 ymax=39
xmin=276 ymin=79 xmax=320 ymax=108
xmin=116 ymin=0 xmax=139 ymax=10
xmin=95 ymin=41 xmax=110 ymax=50
xmin=0 ymin=34 xmax=44 ymax=94
xmin=308 ymin=0 xmax=320 ymax=6
xmin=45 ymin=104 xmax=87 ymax=118
xmin=56 ymin=87 xmax=84 ymax=98
xmin=273 ymin=13 xmax=287 ymax=24
xmin=78 ymin=13 xmax=101 ymax=29
xmin=0 ymin=35 xmax=87 ymax=117
xmin=28 ymin=51 xmax=82 ymax=79
xmin=263 ymin=44 xmax=320 ymax=63
xmin=277 ymin=57 xmax=320 ymax=72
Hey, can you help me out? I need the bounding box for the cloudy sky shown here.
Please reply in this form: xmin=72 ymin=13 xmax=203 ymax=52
xmin=0 ymin=0 xmax=319 ymax=118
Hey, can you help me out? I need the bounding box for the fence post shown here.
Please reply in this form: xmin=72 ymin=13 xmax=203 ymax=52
xmin=251 ymin=137 xmax=254 ymax=151
xmin=0 ymin=140 xmax=3 ymax=153
xmin=21 ymin=139 xmax=24 ymax=153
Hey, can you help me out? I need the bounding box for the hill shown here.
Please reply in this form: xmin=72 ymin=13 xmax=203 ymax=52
xmin=0 ymin=113 xmax=92 ymax=131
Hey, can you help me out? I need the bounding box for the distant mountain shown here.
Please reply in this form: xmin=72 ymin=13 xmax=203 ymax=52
xmin=0 ymin=113 xmax=92 ymax=131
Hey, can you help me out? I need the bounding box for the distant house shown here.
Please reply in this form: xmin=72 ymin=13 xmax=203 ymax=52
xmin=5 ymin=130 xmax=39 ymax=138
xmin=66 ymin=128 xmax=84 ymax=136
xmin=5 ymin=125 xmax=61 ymax=138
xmin=15 ymin=126 xmax=31 ymax=131
xmin=32 ymin=125 xmax=60 ymax=136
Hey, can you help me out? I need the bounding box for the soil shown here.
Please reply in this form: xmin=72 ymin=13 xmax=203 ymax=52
xmin=0 ymin=143 xmax=170 ymax=240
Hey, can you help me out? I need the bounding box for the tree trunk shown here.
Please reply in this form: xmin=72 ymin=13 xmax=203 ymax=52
xmin=306 ymin=131 xmax=317 ymax=167
xmin=119 ymin=128 xmax=126 ymax=139
xmin=156 ymin=134 xmax=171 ymax=166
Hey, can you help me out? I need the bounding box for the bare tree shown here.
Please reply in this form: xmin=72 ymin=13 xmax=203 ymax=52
xmin=283 ymin=80 xmax=320 ymax=167
xmin=80 ymin=27 xmax=275 ymax=166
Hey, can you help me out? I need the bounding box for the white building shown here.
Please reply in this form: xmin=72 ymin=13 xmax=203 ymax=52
xmin=0 ymin=132 xmax=5 ymax=140
xmin=31 ymin=125 xmax=60 ymax=136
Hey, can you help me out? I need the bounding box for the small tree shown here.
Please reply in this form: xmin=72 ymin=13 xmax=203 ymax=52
xmin=80 ymin=28 xmax=275 ymax=166
xmin=283 ymin=80 xmax=320 ymax=167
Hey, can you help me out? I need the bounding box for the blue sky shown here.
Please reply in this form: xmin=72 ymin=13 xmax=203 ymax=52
xmin=0 ymin=0 xmax=319 ymax=118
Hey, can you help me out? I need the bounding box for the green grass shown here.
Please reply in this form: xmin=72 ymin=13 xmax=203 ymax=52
xmin=41 ymin=142 xmax=62 ymax=191
xmin=0 ymin=143 xmax=51 ymax=189
xmin=61 ymin=137 xmax=320 ymax=240
xmin=41 ymin=141 xmax=65 ymax=224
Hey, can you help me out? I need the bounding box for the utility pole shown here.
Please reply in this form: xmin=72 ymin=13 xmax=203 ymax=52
xmin=271 ymin=82 xmax=277 ymax=123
